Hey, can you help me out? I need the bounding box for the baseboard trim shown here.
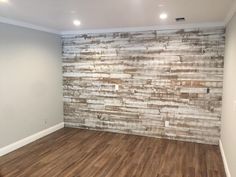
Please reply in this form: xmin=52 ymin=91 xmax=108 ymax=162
xmin=0 ymin=122 xmax=64 ymax=157
xmin=219 ymin=140 xmax=231 ymax=177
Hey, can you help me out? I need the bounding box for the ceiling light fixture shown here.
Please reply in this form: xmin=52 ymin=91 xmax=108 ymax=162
xmin=73 ymin=20 xmax=81 ymax=26
xmin=160 ymin=13 xmax=168 ymax=20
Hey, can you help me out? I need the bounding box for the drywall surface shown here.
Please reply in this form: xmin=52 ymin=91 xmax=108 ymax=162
xmin=221 ymin=12 xmax=236 ymax=177
xmin=63 ymin=27 xmax=225 ymax=144
xmin=0 ymin=23 xmax=63 ymax=148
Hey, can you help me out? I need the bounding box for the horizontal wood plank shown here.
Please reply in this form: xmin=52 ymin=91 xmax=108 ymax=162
xmin=62 ymin=27 xmax=225 ymax=144
xmin=0 ymin=128 xmax=226 ymax=177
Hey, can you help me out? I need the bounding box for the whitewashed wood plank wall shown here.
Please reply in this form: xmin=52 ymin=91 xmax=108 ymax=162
xmin=62 ymin=27 xmax=225 ymax=145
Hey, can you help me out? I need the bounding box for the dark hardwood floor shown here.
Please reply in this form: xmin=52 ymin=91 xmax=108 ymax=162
xmin=0 ymin=128 xmax=226 ymax=177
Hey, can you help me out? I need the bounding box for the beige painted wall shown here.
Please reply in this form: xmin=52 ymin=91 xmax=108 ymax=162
xmin=221 ymin=12 xmax=236 ymax=177
xmin=0 ymin=23 xmax=63 ymax=148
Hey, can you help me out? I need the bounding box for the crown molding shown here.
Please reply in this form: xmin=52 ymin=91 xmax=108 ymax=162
xmin=0 ymin=16 xmax=60 ymax=35
xmin=61 ymin=22 xmax=225 ymax=36
xmin=0 ymin=16 xmax=226 ymax=36
xmin=225 ymin=0 xmax=236 ymax=25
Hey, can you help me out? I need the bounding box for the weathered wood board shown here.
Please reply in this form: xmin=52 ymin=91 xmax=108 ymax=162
xmin=62 ymin=27 xmax=225 ymax=145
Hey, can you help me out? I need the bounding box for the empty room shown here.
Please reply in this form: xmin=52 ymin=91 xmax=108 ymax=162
xmin=0 ymin=0 xmax=236 ymax=176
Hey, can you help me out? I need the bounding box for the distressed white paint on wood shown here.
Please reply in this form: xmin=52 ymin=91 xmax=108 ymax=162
xmin=62 ymin=27 xmax=225 ymax=144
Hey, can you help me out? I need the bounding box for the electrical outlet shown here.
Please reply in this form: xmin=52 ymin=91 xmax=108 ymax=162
xmin=165 ymin=121 xmax=170 ymax=127
xmin=115 ymin=84 xmax=119 ymax=91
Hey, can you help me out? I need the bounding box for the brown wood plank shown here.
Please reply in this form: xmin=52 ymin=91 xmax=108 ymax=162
xmin=0 ymin=128 xmax=226 ymax=177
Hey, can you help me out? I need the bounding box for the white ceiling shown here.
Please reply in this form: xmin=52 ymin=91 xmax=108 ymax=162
xmin=0 ymin=0 xmax=235 ymax=33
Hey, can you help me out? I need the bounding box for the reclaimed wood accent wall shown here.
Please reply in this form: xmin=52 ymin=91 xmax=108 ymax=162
xmin=62 ymin=27 xmax=225 ymax=145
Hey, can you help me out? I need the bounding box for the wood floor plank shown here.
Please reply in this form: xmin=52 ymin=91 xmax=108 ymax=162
xmin=0 ymin=128 xmax=226 ymax=177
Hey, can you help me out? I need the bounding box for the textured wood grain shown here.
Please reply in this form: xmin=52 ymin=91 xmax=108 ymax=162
xmin=0 ymin=128 xmax=226 ymax=177
xmin=62 ymin=27 xmax=225 ymax=144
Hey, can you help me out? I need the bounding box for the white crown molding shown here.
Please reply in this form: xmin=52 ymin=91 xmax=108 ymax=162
xmin=225 ymin=0 xmax=236 ymax=25
xmin=219 ymin=140 xmax=231 ymax=177
xmin=0 ymin=122 xmax=64 ymax=157
xmin=0 ymin=16 xmax=60 ymax=35
xmin=61 ymin=22 xmax=225 ymax=36
xmin=0 ymin=17 xmax=226 ymax=36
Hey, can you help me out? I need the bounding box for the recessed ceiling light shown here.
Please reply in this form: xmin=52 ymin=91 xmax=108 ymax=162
xmin=160 ymin=13 xmax=168 ymax=20
xmin=73 ymin=20 xmax=81 ymax=26
xmin=0 ymin=0 xmax=8 ymax=3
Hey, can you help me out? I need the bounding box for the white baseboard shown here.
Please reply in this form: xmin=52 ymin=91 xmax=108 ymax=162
xmin=0 ymin=122 xmax=64 ymax=157
xmin=219 ymin=140 xmax=231 ymax=177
